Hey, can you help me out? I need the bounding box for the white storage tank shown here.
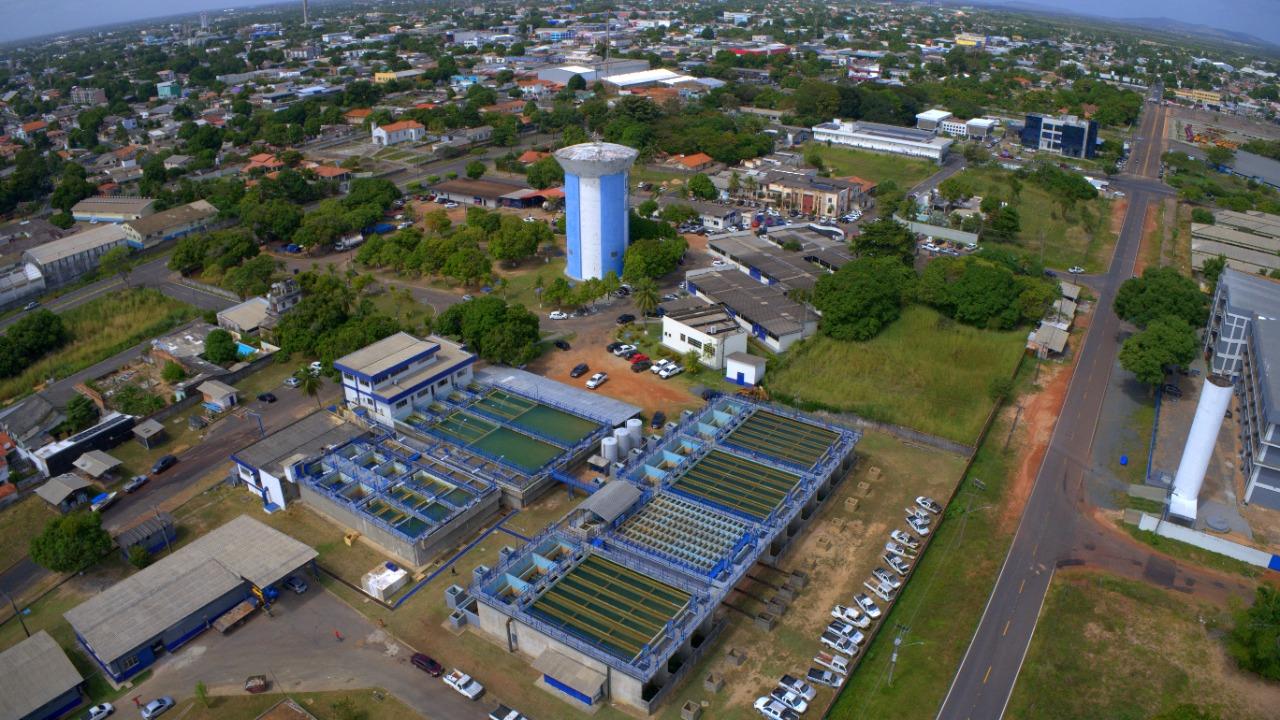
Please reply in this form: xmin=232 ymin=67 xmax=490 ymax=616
xmin=626 ymin=418 xmax=644 ymax=447
xmin=601 ymin=435 xmax=619 ymax=463
xmin=614 ymin=427 xmax=632 ymax=453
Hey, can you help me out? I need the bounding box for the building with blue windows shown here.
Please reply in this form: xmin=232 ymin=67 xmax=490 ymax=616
xmin=334 ymin=332 xmax=476 ymax=426
xmin=555 ymin=142 xmax=639 ymax=281
xmin=1019 ymin=113 xmax=1099 ymax=158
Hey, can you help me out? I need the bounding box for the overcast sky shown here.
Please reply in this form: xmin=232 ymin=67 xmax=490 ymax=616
xmin=0 ymin=0 xmax=1276 ymax=45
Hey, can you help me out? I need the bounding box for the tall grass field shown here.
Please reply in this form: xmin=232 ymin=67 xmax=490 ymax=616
xmin=0 ymin=288 xmax=197 ymax=404
xmin=767 ymin=305 xmax=1027 ymax=444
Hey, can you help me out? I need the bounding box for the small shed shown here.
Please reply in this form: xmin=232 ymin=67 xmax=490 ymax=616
xmin=34 ymin=473 xmax=93 ymax=513
xmin=133 ymin=418 xmax=166 ymax=449
xmin=199 ymin=379 xmax=239 ymax=412
xmin=73 ymin=449 xmax=122 ymax=481
xmin=115 ymin=511 xmax=176 ymax=561
xmin=725 ymin=352 xmax=767 ymax=387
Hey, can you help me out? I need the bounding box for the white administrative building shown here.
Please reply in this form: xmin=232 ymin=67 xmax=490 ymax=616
xmin=811 ymin=119 xmax=952 ymax=162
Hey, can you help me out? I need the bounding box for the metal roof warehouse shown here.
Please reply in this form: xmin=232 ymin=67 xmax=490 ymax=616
xmin=0 ymin=630 xmax=84 ymax=720
xmin=64 ymin=514 xmax=317 ymax=682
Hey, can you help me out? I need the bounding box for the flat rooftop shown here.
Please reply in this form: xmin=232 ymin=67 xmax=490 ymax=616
xmin=233 ymin=410 xmax=366 ymax=478
xmin=24 ymin=223 xmax=126 ymax=264
xmin=334 ymin=331 xmax=440 ymax=378
xmin=0 ymin=630 xmax=83 ymax=720
xmin=686 ymin=269 xmax=810 ymax=339
xmin=662 ymin=298 xmax=743 ymax=338
xmin=65 ymin=515 xmax=317 ymax=665
xmin=124 ymin=199 xmax=216 ymax=237
xmin=1213 ymin=209 xmax=1280 ymax=238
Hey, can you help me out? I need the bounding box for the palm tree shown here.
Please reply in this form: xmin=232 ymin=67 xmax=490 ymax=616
xmin=295 ymin=367 xmax=323 ymax=408
xmin=632 ymin=277 xmax=660 ymax=318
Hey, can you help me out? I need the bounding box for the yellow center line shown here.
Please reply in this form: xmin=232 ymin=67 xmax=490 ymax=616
xmin=983 ymin=665 xmax=993 ymax=684
xmin=1019 ymin=578 xmax=1026 ymax=594
xmin=1003 ymin=619 xmax=1011 ymax=636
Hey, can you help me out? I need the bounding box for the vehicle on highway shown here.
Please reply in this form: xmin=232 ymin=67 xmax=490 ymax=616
xmin=123 ymin=475 xmax=149 ymax=493
xmin=553 ymin=339 xmax=570 ymax=351
xmin=890 ymin=529 xmax=919 ymax=548
xmin=443 ymin=669 xmax=484 ymax=699
xmin=611 ymin=344 xmax=636 ymax=357
xmin=872 ymin=567 xmax=902 ymax=589
xmin=884 ymin=554 xmax=911 ymax=575
xmin=488 ymin=705 xmax=529 ymax=720
xmin=916 ymin=496 xmax=942 ymax=514
xmin=257 ymin=392 xmax=277 ymax=403
xmin=569 ymin=363 xmax=590 ymax=378
xmin=831 ymin=604 xmax=870 ymax=628
xmin=769 ymin=686 xmax=809 ymax=714
xmin=284 ymin=376 xmax=301 ymax=388
xmin=85 ymin=703 xmax=114 ymax=720
xmin=854 ymin=593 xmax=882 ymax=619
xmin=1068 ymin=265 xmax=1085 ymax=274
xmin=907 ymin=515 xmax=931 ymax=536
xmin=616 ymin=313 xmax=636 ymax=325
xmin=22 ymin=301 xmax=39 ymax=311
xmin=650 ymin=411 xmax=666 ymax=429
xmin=284 ymin=576 xmax=308 ymax=594
xmin=753 ymin=697 xmax=800 ymax=720
xmin=411 ymin=653 xmax=444 ymax=677
xmin=807 ymin=667 xmax=843 ymax=688
xmin=140 ymin=697 xmax=174 ymax=719
xmin=586 ymin=372 xmax=608 ymax=389
xmin=631 ymin=360 xmax=652 ymax=373
xmin=548 ymin=310 xmax=568 ymax=320
xmin=779 ymin=674 xmax=816 ymax=702
xmin=151 ymin=455 xmax=177 ymax=474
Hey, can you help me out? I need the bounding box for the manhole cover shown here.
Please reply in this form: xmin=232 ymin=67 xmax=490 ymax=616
xmin=1205 ymin=514 xmax=1231 ymax=533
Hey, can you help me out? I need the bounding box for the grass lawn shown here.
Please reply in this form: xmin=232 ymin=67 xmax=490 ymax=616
xmin=1113 ymin=402 xmax=1155 ymax=486
xmin=946 ymin=166 xmax=1114 ymax=273
xmin=0 ymin=288 xmax=198 ymax=404
xmin=172 ymin=689 xmax=419 ymax=720
xmin=630 ymin=166 xmax=688 ymax=191
xmin=494 ymin=256 xmax=568 ymax=310
xmin=767 ymin=305 xmax=1027 ymax=445
xmin=0 ymin=495 xmax=55 ymax=570
xmin=829 ymin=380 xmax=1023 ymax=719
xmin=1006 ymin=571 xmax=1274 ymax=720
xmin=804 ymin=144 xmax=936 ymax=188
xmin=1118 ymin=522 xmax=1262 ymax=579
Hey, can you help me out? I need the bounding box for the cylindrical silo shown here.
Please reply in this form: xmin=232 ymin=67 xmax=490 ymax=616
xmin=601 ymin=435 xmax=619 ymax=463
xmin=613 ymin=427 xmax=632 ymax=453
xmin=1169 ymin=375 xmax=1234 ymax=521
xmin=626 ymin=418 xmax=644 ymax=448
xmin=555 ymin=142 xmax=639 ymax=281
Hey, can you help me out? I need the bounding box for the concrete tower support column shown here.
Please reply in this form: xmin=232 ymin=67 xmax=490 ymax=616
xmin=555 ymin=143 xmax=639 ymax=281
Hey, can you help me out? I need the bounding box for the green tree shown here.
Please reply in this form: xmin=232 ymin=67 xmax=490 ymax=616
xmin=204 ymin=328 xmax=239 ymax=365
xmin=632 ymin=277 xmax=660 ymax=317
xmin=128 ymin=545 xmax=151 ymax=569
xmin=465 ymin=160 xmax=487 ymax=180
xmin=29 ymin=511 xmax=112 ymax=572
xmin=637 ymin=199 xmax=659 ymax=218
xmin=1119 ymin=315 xmax=1199 ymax=387
xmin=294 ymin=367 xmax=323 ymax=407
xmin=61 ymin=394 xmax=100 ymax=434
xmin=161 ymin=361 xmax=187 ymax=383
xmin=1205 ymin=145 xmax=1235 ymax=167
xmin=1201 ymin=255 xmax=1228 ymax=292
xmin=1191 ymin=208 xmax=1214 ymax=224
xmin=1114 ymin=267 xmax=1207 ymax=328
xmin=194 ymin=681 xmax=209 ymax=708
xmin=525 ymin=156 xmax=564 ymax=189
xmin=851 ymin=218 xmax=916 ymax=265
xmin=98 ymin=245 xmax=132 ymax=288
xmin=1226 ymin=585 xmax=1280 ymax=680
xmin=687 ymin=173 xmax=717 ymax=200
xmin=813 ymin=256 xmax=915 ymax=341
xmin=566 ymin=74 xmax=586 ymax=92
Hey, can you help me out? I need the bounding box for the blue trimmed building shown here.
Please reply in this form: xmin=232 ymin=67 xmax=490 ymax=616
xmin=334 ymin=332 xmax=476 ymax=426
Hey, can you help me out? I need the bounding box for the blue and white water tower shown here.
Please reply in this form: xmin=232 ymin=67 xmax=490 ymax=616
xmin=555 ymin=142 xmax=639 ymax=281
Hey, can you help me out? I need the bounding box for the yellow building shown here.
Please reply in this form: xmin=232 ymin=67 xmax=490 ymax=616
xmin=955 ymin=32 xmax=986 ymax=47
xmin=1174 ymin=88 xmax=1222 ymax=104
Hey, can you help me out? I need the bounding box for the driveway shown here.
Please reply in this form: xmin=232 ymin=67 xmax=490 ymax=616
xmin=129 ymin=588 xmax=492 ymax=720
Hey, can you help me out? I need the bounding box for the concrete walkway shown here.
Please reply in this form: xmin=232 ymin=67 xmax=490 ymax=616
xmin=129 ymin=587 xmax=492 ymax=720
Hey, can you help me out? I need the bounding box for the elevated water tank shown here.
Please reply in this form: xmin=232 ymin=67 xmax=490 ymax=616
xmin=601 ymin=435 xmax=619 ymax=463
xmin=625 ymin=418 xmax=644 ymax=448
xmin=1169 ymin=376 xmax=1233 ymax=521
xmin=555 ymin=142 xmax=639 ymax=281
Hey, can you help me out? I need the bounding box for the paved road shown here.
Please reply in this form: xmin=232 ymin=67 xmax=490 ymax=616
xmin=936 ymin=94 xmax=1211 ymax=720
xmin=130 ymin=586 xmax=492 ymax=720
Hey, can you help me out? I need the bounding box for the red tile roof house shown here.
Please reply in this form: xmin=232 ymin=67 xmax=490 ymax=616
xmin=371 ymin=120 xmax=425 ymax=146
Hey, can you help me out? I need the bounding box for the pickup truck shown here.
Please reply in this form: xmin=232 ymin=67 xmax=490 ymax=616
xmin=814 ymin=650 xmax=850 ymax=676
xmin=444 ymin=669 xmax=484 ymax=700
xmin=807 ymin=667 xmax=843 ymax=688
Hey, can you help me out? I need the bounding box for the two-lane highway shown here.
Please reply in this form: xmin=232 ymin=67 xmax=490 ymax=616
xmin=937 ymin=98 xmax=1172 ymax=720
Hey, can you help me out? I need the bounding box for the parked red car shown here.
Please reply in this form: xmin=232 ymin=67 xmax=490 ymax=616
xmin=629 ymin=353 xmax=650 ymax=364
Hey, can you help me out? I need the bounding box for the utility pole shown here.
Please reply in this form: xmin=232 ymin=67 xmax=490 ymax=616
xmin=155 ymin=505 xmax=174 ymax=555
xmin=3 ymin=590 xmax=29 ymax=638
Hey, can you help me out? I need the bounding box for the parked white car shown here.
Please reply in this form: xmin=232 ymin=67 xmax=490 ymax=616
xmin=769 ymin=686 xmax=809 ymax=714
xmin=890 ymin=529 xmax=920 ymax=548
xmin=831 ymin=604 xmax=870 ymax=628
xmin=884 ymin=554 xmax=912 ymax=575
xmin=548 ymin=310 xmax=569 ymax=320
xmin=915 ymin=496 xmax=943 ymax=514
xmin=443 ymin=669 xmax=484 ymax=700
xmin=885 ymin=541 xmax=916 ymax=558
xmin=612 ymin=344 xmax=636 ymax=356
xmin=872 ymin=567 xmax=902 ymax=589
xmin=826 ymin=620 xmax=865 ymax=645
xmin=778 ymin=674 xmax=816 ymax=702
xmin=86 ymin=703 xmax=114 ymax=720
xmin=854 ymin=593 xmax=882 ymax=619
xmin=807 ymin=667 xmax=843 ymax=688
xmin=820 ymin=630 xmax=857 ymax=655
xmin=650 ymin=359 xmax=675 ymax=374
xmin=586 ymin=372 xmax=609 ymax=389
xmin=658 ymin=364 xmax=684 ymax=379
xmin=754 ymin=697 xmax=799 ymax=720
xmin=907 ymin=515 xmax=932 ymax=536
